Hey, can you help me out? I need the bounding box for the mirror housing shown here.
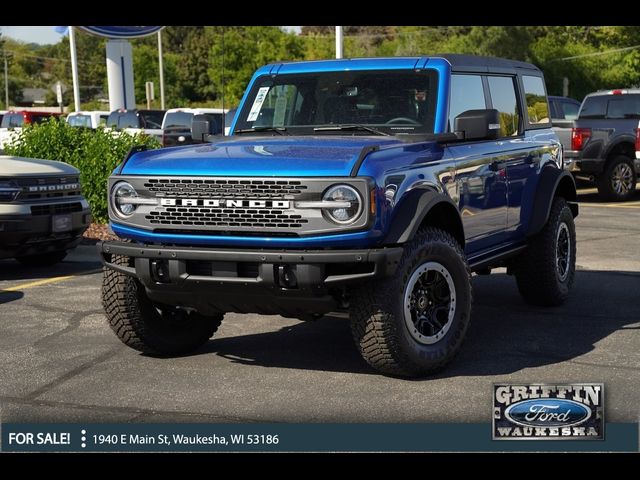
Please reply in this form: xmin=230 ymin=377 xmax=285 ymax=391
xmin=454 ymin=109 xmax=501 ymax=141
xmin=191 ymin=114 xmax=221 ymax=143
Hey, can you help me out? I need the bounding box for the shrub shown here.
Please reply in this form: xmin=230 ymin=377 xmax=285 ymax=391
xmin=4 ymin=118 xmax=160 ymax=223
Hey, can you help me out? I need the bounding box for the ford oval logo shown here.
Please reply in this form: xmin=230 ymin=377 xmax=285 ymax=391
xmin=504 ymin=399 xmax=591 ymax=427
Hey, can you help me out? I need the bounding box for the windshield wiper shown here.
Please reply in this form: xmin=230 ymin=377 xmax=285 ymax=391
xmin=234 ymin=126 xmax=288 ymax=135
xmin=313 ymin=124 xmax=390 ymax=136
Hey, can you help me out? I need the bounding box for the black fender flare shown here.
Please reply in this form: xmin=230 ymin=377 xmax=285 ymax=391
xmin=527 ymin=167 xmax=578 ymax=237
xmin=385 ymin=188 xmax=465 ymax=247
xmin=602 ymin=136 xmax=636 ymax=161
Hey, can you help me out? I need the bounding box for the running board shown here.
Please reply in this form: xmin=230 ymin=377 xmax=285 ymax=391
xmin=468 ymin=244 xmax=527 ymax=272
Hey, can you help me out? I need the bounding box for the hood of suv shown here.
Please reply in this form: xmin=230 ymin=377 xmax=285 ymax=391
xmin=120 ymin=136 xmax=404 ymax=177
xmin=0 ymin=155 xmax=80 ymax=176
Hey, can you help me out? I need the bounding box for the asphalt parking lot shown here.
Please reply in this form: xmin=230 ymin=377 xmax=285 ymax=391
xmin=0 ymin=187 xmax=638 ymax=424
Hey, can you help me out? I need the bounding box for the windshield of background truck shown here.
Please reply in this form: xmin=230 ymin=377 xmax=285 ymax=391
xmin=234 ymin=69 xmax=439 ymax=135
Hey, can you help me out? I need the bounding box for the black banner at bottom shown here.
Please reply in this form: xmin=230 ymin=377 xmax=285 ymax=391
xmin=1 ymin=423 xmax=637 ymax=452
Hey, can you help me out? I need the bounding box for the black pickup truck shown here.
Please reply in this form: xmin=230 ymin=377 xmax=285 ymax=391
xmin=555 ymin=89 xmax=640 ymax=201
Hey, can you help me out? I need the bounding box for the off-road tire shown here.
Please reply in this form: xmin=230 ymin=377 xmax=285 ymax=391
xmin=102 ymin=255 xmax=223 ymax=355
xmin=515 ymin=197 xmax=576 ymax=306
xmin=350 ymin=228 xmax=472 ymax=377
xmin=596 ymin=155 xmax=636 ymax=202
xmin=16 ymin=250 xmax=67 ymax=267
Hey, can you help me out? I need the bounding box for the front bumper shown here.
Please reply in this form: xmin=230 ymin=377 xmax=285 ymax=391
xmin=0 ymin=208 xmax=91 ymax=259
xmin=99 ymin=240 xmax=403 ymax=316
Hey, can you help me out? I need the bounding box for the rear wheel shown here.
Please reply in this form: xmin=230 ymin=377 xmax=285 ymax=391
xmin=515 ymin=197 xmax=576 ymax=306
xmin=16 ymin=250 xmax=67 ymax=267
xmin=102 ymin=255 xmax=223 ymax=355
xmin=350 ymin=228 xmax=472 ymax=377
xmin=596 ymin=155 xmax=636 ymax=201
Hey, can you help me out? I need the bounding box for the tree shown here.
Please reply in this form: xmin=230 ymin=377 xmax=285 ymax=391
xmin=208 ymin=27 xmax=304 ymax=106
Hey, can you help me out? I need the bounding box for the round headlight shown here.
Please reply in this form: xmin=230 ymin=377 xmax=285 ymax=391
xmin=112 ymin=181 xmax=138 ymax=217
xmin=322 ymin=185 xmax=362 ymax=224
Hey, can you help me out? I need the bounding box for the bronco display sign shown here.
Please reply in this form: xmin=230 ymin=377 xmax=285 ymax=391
xmin=493 ymin=384 xmax=604 ymax=440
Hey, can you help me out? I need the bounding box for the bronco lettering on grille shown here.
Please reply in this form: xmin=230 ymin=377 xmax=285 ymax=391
xmin=159 ymin=198 xmax=291 ymax=209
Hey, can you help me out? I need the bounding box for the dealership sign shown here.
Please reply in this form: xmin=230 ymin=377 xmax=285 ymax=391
xmin=78 ymin=26 xmax=164 ymax=39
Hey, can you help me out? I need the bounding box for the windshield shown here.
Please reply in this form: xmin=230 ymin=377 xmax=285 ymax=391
xmin=234 ymin=69 xmax=439 ymax=135
xmin=163 ymin=111 xmax=193 ymax=129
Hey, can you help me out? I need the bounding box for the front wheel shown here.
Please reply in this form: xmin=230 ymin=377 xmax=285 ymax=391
xmin=102 ymin=255 xmax=223 ymax=355
xmin=350 ymin=228 xmax=472 ymax=377
xmin=515 ymin=197 xmax=576 ymax=306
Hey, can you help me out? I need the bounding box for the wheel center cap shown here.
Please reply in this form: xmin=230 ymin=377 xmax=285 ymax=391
xmin=418 ymin=296 xmax=428 ymax=311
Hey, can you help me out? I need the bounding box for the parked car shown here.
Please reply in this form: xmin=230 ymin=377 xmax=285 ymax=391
xmin=106 ymin=109 xmax=165 ymax=142
xmin=0 ymin=155 xmax=91 ymax=266
xmin=0 ymin=111 xmax=62 ymax=150
xmin=548 ymin=95 xmax=581 ymax=121
xmin=161 ymin=108 xmax=227 ymax=147
xmin=0 ymin=111 xmax=6 ymax=128
xmin=99 ymin=54 xmax=577 ymax=377
xmin=556 ymin=89 xmax=640 ymax=201
xmin=67 ymin=111 xmax=110 ymax=129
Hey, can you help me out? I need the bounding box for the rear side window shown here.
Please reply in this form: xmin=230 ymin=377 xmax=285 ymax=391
xmin=487 ymin=76 xmax=520 ymax=137
xmin=448 ymin=74 xmax=486 ymax=132
xmin=522 ymin=76 xmax=550 ymax=125
xmin=163 ymin=111 xmax=194 ymax=129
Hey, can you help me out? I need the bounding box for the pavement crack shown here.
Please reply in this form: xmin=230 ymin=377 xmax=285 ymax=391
xmin=33 ymin=309 xmax=104 ymax=348
xmin=23 ymin=347 xmax=123 ymax=401
xmin=0 ymin=395 xmax=269 ymax=423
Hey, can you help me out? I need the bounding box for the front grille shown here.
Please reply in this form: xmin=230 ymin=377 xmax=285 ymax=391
xmin=113 ymin=176 xmax=371 ymax=236
xmin=15 ymin=176 xmax=81 ymax=200
xmin=146 ymin=207 xmax=308 ymax=229
xmin=143 ymin=178 xmax=308 ymax=198
xmin=31 ymin=202 xmax=83 ymax=216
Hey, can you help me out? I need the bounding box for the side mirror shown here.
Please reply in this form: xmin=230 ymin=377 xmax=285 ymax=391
xmin=454 ymin=109 xmax=501 ymax=141
xmin=191 ymin=114 xmax=221 ymax=143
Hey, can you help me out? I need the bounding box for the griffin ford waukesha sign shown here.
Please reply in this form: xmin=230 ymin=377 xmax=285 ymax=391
xmin=78 ymin=27 xmax=164 ymax=39
xmin=493 ymin=384 xmax=604 ymax=440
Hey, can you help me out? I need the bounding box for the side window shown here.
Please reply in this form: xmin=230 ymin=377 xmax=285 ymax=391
xmin=448 ymin=74 xmax=486 ymax=132
xmin=487 ymin=76 xmax=520 ymax=137
xmin=560 ymin=101 xmax=579 ymax=120
xmin=522 ymin=76 xmax=550 ymax=125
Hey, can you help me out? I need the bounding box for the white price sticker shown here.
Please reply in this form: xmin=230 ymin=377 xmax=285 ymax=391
xmin=247 ymin=87 xmax=271 ymax=122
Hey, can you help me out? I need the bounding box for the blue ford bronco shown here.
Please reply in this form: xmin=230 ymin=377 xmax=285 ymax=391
xmin=99 ymin=55 xmax=578 ymax=377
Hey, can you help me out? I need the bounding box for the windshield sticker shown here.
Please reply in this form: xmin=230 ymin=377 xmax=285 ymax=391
xmin=273 ymin=95 xmax=288 ymax=127
xmin=247 ymin=87 xmax=270 ymax=122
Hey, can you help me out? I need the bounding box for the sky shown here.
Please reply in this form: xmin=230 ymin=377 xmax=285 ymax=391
xmin=0 ymin=26 xmax=302 ymax=45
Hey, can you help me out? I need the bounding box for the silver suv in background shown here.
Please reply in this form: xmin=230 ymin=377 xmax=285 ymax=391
xmin=0 ymin=155 xmax=91 ymax=266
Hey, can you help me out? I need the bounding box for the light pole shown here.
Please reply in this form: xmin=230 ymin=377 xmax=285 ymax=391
xmin=336 ymin=26 xmax=343 ymax=59
xmin=4 ymin=52 xmax=9 ymax=109
xmin=158 ymin=30 xmax=165 ymax=110
xmin=69 ymin=26 xmax=81 ymax=112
